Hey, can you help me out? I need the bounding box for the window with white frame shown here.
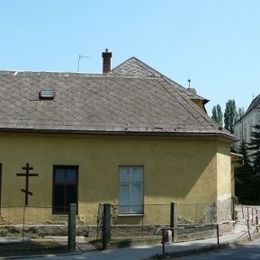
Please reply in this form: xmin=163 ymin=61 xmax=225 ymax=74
xmin=119 ymin=166 xmax=143 ymax=214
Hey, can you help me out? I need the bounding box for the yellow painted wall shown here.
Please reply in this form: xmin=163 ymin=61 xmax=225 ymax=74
xmin=0 ymin=133 xmax=232 ymax=224
xmin=217 ymin=143 xmax=232 ymax=198
xmin=216 ymin=142 xmax=232 ymax=221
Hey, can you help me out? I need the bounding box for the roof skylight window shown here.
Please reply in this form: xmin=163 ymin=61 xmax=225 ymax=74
xmin=39 ymin=89 xmax=55 ymax=100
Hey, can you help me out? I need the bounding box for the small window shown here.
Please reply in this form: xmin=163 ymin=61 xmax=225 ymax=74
xmin=39 ymin=89 xmax=55 ymax=100
xmin=119 ymin=166 xmax=143 ymax=214
xmin=53 ymin=166 xmax=78 ymax=214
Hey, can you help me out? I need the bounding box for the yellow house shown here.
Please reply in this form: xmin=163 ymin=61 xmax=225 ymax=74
xmin=0 ymin=50 xmax=235 ymax=225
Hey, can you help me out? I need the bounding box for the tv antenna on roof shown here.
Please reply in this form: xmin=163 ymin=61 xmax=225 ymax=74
xmin=188 ymin=78 xmax=191 ymax=89
xmin=77 ymin=54 xmax=89 ymax=72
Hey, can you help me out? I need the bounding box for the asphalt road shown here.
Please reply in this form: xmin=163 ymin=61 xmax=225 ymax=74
xmin=182 ymin=238 xmax=260 ymax=259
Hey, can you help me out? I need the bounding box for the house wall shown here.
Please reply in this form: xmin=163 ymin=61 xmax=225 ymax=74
xmin=216 ymin=143 xmax=232 ymax=221
xmin=234 ymin=109 xmax=260 ymax=150
xmin=0 ymin=133 xmax=232 ymax=225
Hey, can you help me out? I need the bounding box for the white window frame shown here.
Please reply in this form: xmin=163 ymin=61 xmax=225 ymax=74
xmin=119 ymin=166 xmax=144 ymax=215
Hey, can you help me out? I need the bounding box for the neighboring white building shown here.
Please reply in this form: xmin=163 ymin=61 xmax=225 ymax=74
xmin=234 ymin=95 xmax=260 ymax=151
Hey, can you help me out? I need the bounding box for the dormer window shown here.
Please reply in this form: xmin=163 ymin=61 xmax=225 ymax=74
xmin=39 ymin=89 xmax=55 ymax=100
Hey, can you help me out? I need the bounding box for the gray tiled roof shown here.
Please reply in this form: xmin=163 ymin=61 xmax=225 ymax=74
xmin=245 ymin=94 xmax=260 ymax=115
xmin=111 ymin=57 xmax=208 ymax=103
xmin=234 ymin=94 xmax=260 ymax=125
xmin=0 ymin=59 xmax=233 ymax=139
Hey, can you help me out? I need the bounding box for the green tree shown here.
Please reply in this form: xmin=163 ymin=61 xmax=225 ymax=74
xmin=239 ymin=141 xmax=250 ymax=166
xmin=235 ymin=141 xmax=255 ymax=202
xmin=211 ymin=104 xmax=223 ymax=126
xmin=244 ymin=125 xmax=260 ymax=202
xmin=247 ymin=125 xmax=260 ymax=171
xmin=224 ymin=99 xmax=238 ymax=133
xmin=237 ymin=107 xmax=245 ymax=121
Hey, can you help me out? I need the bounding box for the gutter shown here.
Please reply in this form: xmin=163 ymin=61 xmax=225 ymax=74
xmin=0 ymin=127 xmax=236 ymax=141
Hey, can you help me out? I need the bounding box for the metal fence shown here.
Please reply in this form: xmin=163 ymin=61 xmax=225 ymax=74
xmin=97 ymin=202 xmax=217 ymax=242
xmin=0 ymin=206 xmax=69 ymax=255
xmin=235 ymin=204 xmax=260 ymax=240
xmin=177 ymin=203 xmax=216 ymax=225
xmin=110 ymin=204 xmax=171 ymax=239
xmin=0 ymin=202 xmax=219 ymax=253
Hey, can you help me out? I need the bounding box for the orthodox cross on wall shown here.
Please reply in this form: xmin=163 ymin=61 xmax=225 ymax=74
xmin=16 ymin=163 xmax=39 ymax=206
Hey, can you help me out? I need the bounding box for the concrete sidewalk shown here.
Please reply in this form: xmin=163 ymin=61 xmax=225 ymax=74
xmin=31 ymin=226 xmax=258 ymax=260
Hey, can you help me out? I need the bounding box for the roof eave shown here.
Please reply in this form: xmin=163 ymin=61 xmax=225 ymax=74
xmin=0 ymin=127 xmax=236 ymax=141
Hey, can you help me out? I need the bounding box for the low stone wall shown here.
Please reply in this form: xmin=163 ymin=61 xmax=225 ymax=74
xmin=0 ymin=222 xmax=234 ymax=242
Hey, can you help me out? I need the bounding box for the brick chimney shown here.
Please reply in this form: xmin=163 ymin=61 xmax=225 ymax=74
xmin=102 ymin=48 xmax=112 ymax=74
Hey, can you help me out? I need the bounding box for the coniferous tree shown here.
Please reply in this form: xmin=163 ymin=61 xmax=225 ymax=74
xmin=235 ymin=141 xmax=254 ymax=202
xmin=247 ymin=125 xmax=260 ymax=172
xmin=212 ymin=104 xmax=223 ymax=126
xmin=237 ymin=107 xmax=245 ymax=121
xmin=224 ymin=99 xmax=238 ymax=133
xmin=244 ymin=125 xmax=260 ymax=202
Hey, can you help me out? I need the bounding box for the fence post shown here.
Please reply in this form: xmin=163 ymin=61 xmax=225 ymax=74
xmin=68 ymin=203 xmax=76 ymax=252
xmin=216 ymin=224 xmax=220 ymax=246
xmin=247 ymin=218 xmax=251 ymax=241
xmin=256 ymin=210 xmax=259 ymax=233
xmin=247 ymin=207 xmax=250 ymax=227
xmin=102 ymin=203 xmax=111 ymax=250
xmin=170 ymin=202 xmax=177 ymax=242
xmin=22 ymin=206 xmax=26 ymax=242
xmin=231 ymin=196 xmax=235 ymax=220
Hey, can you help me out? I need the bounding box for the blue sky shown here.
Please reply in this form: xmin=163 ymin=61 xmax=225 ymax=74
xmin=1 ymin=0 xmax=260 ymax=115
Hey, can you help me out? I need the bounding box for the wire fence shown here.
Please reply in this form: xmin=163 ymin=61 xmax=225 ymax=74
xmin=177 ymin=203 xmax=216 ymax=225
xmin=0 ymin=203 xmax=257 ymax=254
xmin=235 ymin=204 xmax=260 ymax=240
xmin=111 ymin=204 xmax=171 ymax=239
xmin=0 ymin=202 xmax=249 ymax=253
xmin=96 ymin=202 xmax=217 ymax=241
xmin=97 ymin=202 xmax=260 ymax=250
xmin=0 ymin=206 xmax=69 ymax=254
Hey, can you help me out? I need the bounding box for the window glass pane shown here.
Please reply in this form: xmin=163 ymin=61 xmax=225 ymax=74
xmin=53 ymin=166 xmax=78 ymax=214
xmin=66 ymin=185 xmax=77 ymax=205
xmin=131 ymin=167 xmax=143 ymax=182
xmin=119 ymin=166 xmax=144 ymax=214
xmin=120 ymin=184 xmax=129 ymax=213
xmin=130 ymin=184 xmax=142 ymax=213
xmin=120 ymin=167 xmax=129 ymax=183
xmin=55 ymin=169 xmax=66 ymax=184
xmin=66 ymin=169 xmax=77 ymax=184
xmin=54 ymin=185 xmax=65 ymax=212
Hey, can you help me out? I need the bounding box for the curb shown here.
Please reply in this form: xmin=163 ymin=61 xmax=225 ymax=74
xmin=3 ymin=249 xmax=82 ymax=259
xmin=147 ymin=231 xmax=260 ymax=259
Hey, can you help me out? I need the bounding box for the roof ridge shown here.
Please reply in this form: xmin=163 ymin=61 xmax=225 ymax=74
xmin=0 ymin=70 xmax=106 ymax=78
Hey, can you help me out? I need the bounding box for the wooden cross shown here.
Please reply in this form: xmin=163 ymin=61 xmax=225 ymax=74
xmin=16 ymin=163 xmax=39 ymax=206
